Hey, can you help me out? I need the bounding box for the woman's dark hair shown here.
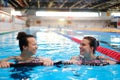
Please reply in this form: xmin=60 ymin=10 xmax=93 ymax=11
xmin=17 ymin=32 xmax=34 ymax=52
xmin=84 ymin=36 xmax=99 ymax=54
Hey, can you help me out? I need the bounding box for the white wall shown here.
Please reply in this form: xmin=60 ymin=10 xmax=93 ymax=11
xmin=30 ymin=19 xmax=108 ymax=29
xmin=28 ymin=11 xmax=114 ymax=29
xmin=0 ymin=10 xmax=26 ymax=33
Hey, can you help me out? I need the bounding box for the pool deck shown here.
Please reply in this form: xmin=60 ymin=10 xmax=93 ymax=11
xmin=0 ymin=27 xmax=120 ymax=35
xmin=74 ymin=27 xmax=120 ymax=33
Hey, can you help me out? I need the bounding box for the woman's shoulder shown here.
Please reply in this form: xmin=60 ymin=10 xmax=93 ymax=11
xmin=14 ymin=56 xmax=22 ymax=60
xmin=0 ymin=56 xmax=19 ymax=62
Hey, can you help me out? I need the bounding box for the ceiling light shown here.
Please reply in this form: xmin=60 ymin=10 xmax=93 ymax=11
xmin=111 ymin=12 xmax=120 ymax=17
xmin=11 ymin=10 xmax=22 ymax=16
xmin=36 ymin=11 xmax=99 ymax=17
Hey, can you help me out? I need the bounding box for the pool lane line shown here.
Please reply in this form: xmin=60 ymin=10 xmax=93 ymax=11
xmin=99 ymin=40 xmax=120 ymax=51
xmin=56 ymin=32 xmax=120 ymax=61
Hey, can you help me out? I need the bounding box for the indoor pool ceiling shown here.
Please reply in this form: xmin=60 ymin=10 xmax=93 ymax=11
xmin=7 ymin=0 xmax=120 ymax=13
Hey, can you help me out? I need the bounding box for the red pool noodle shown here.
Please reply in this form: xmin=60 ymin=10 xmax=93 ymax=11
xmin=71 ymin=37 xmax=120 ymax=61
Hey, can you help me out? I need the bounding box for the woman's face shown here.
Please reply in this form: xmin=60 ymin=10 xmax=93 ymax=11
xmin=79 ymin=39 xmax=93 ymax=56
xmin=25 ymin=37 xmax=38 ymax=55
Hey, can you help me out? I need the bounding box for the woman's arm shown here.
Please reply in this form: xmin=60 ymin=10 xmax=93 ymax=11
xmin=106 ymin=59 xmax=117 ymax=65
xmin=96 ymin=56 xmax=117 ymax=65
xmin=0 ymin=56 xmax=16 ymax=68
xmin=39 ymin=57 xmax=53 ymax=66
xmin=0 ymin=56 xmax=16 ymax=62
xmin=64 ymin=56 xmax=82 ymax=65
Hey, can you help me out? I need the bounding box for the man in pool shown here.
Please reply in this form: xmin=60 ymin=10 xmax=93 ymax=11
xmin=0 ymin=32 xmax=53 ymax=68
xmin=66 ymin=36 xmax=117 ymax=66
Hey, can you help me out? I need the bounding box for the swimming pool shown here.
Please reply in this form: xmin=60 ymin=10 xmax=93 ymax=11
xmin=0 ymin=28 xmax=120 ymax=80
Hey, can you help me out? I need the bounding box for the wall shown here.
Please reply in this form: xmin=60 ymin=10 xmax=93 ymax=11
xmin=29 ymin=19 xmax=108 ymax=30
xmin=28 ymin=12 xmax=115 ymax=30
xmin=0 ymin=10 xmax=26 ymax=33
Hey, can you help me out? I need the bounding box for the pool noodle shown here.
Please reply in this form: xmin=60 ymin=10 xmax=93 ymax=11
xmin=10 ymin=60 xmax=111 ymax=67
xmin=10 ymin=61 xmax=64 ymax=67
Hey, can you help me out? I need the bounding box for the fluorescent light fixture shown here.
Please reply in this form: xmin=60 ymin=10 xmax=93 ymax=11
xmin=111 ymin=12 xmax=120 ymax=16
xmin=1 ymin=14 xmax=5 ymax=17
xmin=59 ymin=18 xmax=65 ymax=21
xmin=11 ymin=11 xmax=22 ymax=16
xmin=36 ymin=11 xmax=99 ymax=17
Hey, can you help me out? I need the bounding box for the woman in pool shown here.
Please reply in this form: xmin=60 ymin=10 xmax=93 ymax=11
xmin=0 ymin=32 xmax=53 ymax=68
xmin=66 ymin=36 xmax=117 ymax=66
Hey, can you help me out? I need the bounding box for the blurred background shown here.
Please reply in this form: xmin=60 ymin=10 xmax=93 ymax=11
xmin=0 ymin=0 xmax=120 ymax=33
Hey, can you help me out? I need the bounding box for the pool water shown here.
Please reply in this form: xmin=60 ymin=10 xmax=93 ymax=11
xmin=0 ymin=28 xmax=120 ymax=80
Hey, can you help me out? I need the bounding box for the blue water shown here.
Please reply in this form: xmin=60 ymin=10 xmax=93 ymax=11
xmin=0 ymin=28 xmax=120 ymax=80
